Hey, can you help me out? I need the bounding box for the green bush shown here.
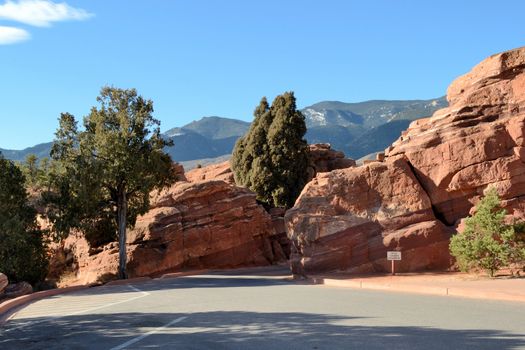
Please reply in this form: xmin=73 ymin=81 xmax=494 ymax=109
xmin=0 ymin=154 xmax=48 ymax=285
xmin=449 ymin=188 xmax=525 ymax=277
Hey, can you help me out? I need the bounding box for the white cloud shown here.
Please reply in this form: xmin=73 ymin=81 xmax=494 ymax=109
xmin=0 ymin=0 xmax=93 ymax=27
xmin=0 ymin=25 xmax=30 ymax=44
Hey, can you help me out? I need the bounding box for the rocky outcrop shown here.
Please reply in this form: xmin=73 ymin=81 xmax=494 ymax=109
xmin=286 ymin=46 xmax=525 ymax=275
xmin=286 ymin=158 xmax=452 ymax=274
xmin=185 ymin=161 xmax=234 ymax=184
xmin=172 ymin=162 xmax=187 ymax=182
xmin=0 ymin=273 xmax=7 ymax=295
xmin=386 ymin=47 xmax=525 ymax=224
xmin=307 ymin=143 xmax=356 ymax=180
xmin=126 ymin=180 xmax=282 ymax=277
xmin=51 ymin=180 xmax=286 ymax=285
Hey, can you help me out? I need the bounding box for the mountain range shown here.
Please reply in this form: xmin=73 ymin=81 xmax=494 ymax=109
xmin=0 ymin=97 xmax=447 ymax=167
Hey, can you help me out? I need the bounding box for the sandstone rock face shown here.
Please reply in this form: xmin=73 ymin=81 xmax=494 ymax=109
xmin=127 ymin=180 xmax=282 ymax=277
xmin=286 ymin=47 xmax=525 ymax=275
xmin=286 ymin=159 xmax=452 ymax=274
xmin=172 ymin=162 xmax=187 ymax=182
xmin=307 ymin=143 xmax=356 ymax=181
xmin=0 ymin=273 xmax=7 ymax=295
xmin=186 ymin=161 xmax=234 ymax=184
xmin=386 ymin=46 xmax=525 ymax=225
xmin=51 ymin=180 xmax=285 ymax=285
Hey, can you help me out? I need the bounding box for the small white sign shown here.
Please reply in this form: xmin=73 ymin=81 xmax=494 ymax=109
xmin=387 ymin=251 xmax=402 ymax=261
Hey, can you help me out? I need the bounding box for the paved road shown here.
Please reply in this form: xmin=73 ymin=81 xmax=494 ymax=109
xmin=1 ymin=266 xmax=525 ymax=349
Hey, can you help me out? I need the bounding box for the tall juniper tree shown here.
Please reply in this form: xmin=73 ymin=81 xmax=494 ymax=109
xmin=46 ymin=87 xmax=175 ymax=279
xmin=232 ymin=92 xmax=309 ymax=208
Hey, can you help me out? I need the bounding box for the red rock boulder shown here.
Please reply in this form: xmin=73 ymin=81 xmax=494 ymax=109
xmin=307 ymin=143 xmax=356 ymax=181
xmin=51 ymin=180 xmax=286 ymax=285
xmin=386 ymin=46 xmax=525 ymax=225
xmin=185 ymin=161 xmax=235 ymax=184
xmin=286 ymin=158 xmax=452 ymax=275
xmin=287 ymin=47 xmax=525 ymax=275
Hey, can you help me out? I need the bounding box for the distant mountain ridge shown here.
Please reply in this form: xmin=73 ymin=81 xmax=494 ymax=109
xmin=161 ymin=116 xmax=250 ymax=162
xmin=0 ymin=97 xmax=447 ymax=166
xmin=0 ymin=142 xmax=54 ymax=162
xmin=166 ymin=116 xmax=250 ymax=140
xmin=303 ymin=96 xmax=447 ymax=158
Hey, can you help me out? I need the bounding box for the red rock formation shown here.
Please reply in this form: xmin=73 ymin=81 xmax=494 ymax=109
xmin=286 ymin=46 xmax=525 ymax=275
xmin=386 ymin=46 xmax=525 ymax=225
xmin=286 ymin=158 xmax=452 ymax=275
xmin=185 ymin=161 xmax=234 ymax=184
xmin=51 ymin=180 xmax=285 ymax=285
xmin=307 ymin=143 xmax=356 ymax=181
xmin=172 ymin=162 xmax=187 ymax=182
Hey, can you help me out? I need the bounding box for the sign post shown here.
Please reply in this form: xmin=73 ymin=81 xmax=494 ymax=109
xmin=387 ymin=251 xmax=402 ymax=275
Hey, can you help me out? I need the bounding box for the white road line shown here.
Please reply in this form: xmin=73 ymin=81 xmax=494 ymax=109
xmin=2 ymin=284 xmax=150 ymax=333
xmin=110 ymin=316 xmax=188 ymax=350
xmin=128 ymin=285 xmax=150 ymax=296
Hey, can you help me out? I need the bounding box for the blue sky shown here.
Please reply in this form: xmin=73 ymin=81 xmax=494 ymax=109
xmin=1 ymin=0 xmax=524 ymax=149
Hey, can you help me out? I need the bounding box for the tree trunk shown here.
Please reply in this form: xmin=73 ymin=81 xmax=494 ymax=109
xmin=117 ymin=189 xmax=128 ymax=279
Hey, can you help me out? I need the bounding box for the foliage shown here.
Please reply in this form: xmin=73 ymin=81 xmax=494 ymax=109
xmin=0 ymin=153 xmax=48 ymax=284
xmin=231 ymin=92 xmax=309 ymax=208
xmin=44 ymin=87 xmax=176 ymax=279
xmin=449 ymin=188 xmax=525 ymax=277
xmin=503 ymin=221 xmax=525 ymax=272
xmin=18 ymin=154 xmax=51 ymax=189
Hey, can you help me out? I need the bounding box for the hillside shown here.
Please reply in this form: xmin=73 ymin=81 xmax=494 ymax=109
xmin=167 ymin=116 xmax=250 ymax=140
xmin=302 ymin=97 xmax=447 ymax=158
xmin=1 ymin=98 xmax=447 ymax=164
xmin=303 ymin=97 xmax=447 ymax=128
xmin=0 ymin=142 xmax=54 ymax=162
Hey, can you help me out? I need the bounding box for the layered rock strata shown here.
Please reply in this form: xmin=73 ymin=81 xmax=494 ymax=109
xmin=185 ymin=161 xmax=234 ymax=184
xmin=307 ymin=143 xmax=356 ymax=181
xmin=286 ymin=47 xmax=525 ymax=275
xmin=51 ymin=180 xmax=285 ymax=285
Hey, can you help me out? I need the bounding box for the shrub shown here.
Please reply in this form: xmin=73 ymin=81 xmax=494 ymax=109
xmin=450 ymin=188 xmax=525 ymax=277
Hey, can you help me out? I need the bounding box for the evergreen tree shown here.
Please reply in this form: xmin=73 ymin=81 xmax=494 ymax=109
xmin=232 ymin=92 xmax=308 ymax=208
xmin=45 ymin=87 xmax=176 ymax=279
xmin=450 ymin=188 xmax=525 ymax=277
xmin=23 ymin=154 xmax=39 ymax=186
xmin=0 ymin=153 xmax=47 ymax=284
xmin=267 ymin=93 xmax=309 ymax=207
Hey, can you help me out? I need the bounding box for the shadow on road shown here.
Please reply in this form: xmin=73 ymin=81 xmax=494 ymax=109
xmin=1 ymin=310 xmax=524 ymax=349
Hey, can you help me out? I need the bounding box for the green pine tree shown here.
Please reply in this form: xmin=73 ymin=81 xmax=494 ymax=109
xmin=22 ymin=154 xmax=39 ymax=186
xmin=450 ymin=188 xmax=525 ymax=277
xmin=0 ymin=153 xmax=48 ymax=285
xmin=232 ymin=92 xmax=308 ymax=208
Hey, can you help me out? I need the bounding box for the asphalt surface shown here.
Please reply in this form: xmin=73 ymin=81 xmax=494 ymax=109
xmin=1 ymin=266 xmax=525 ymax=349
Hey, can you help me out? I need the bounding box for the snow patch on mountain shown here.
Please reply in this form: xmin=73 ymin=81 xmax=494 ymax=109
xmin=303 ymin=108 xmax=327 ymax=126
